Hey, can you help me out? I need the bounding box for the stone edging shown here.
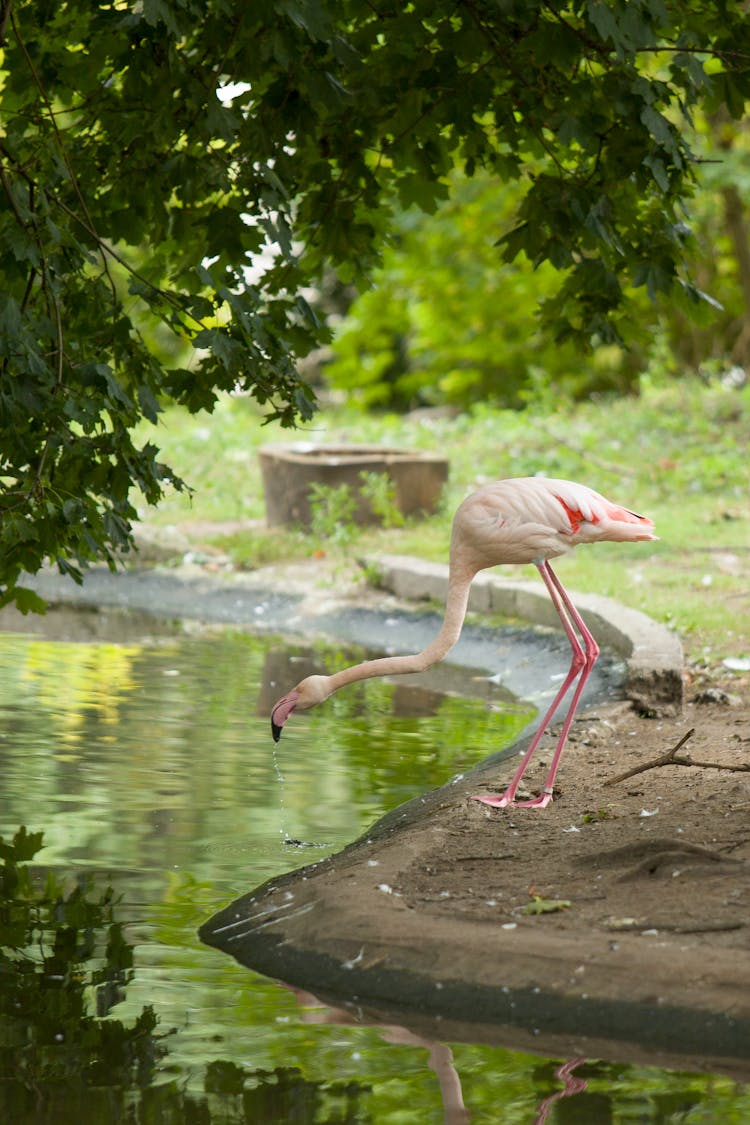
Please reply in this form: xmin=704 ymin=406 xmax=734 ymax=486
xmin=364 ymin=553 xmax=684 ymax=716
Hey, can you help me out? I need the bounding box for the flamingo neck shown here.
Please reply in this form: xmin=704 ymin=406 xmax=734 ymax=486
xmin=326 ymin=563 xmax=476 ymax=695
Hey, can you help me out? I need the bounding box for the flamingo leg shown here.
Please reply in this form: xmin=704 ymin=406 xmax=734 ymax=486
xmin=472 ymin=561 xmax=600 ymax=810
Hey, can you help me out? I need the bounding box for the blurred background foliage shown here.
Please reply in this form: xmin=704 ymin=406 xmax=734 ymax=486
xmin=323 ymin=114 xmax=750 ymax=412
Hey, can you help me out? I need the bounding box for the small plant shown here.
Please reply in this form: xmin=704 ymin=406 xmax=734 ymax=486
xmin=358 ymin=557 xmax=386 ymax=588
xmin=358 ymin=470 xmax=405 ymax=529
xmin=307 ymin=481 xmax=359 ymax=551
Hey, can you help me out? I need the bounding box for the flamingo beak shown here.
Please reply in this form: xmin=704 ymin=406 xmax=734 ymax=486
xmin=271 ymin=691 xmax=300 ymax=742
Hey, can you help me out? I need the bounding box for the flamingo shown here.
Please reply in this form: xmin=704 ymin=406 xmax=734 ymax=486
xmin=270 ymin=477 xmax=656 ymax=809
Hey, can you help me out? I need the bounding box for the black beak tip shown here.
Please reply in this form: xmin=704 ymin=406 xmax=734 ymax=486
xmin=271 ymin=721 xmax=282 ymax=743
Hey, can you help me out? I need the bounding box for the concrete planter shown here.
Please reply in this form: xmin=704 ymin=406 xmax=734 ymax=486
xmin=258 ymin=443 xmax=449 ymax=528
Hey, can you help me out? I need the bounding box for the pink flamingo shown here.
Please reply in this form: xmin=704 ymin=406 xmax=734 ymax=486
xmin=271 ymin=477 xmax=656 ymax=808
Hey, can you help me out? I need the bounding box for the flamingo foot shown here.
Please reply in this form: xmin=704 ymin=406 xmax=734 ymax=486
xmin=471 ymin=792 xmax=515 ymax=808
xmin=507 ymin=791 xmax=554 ymax=809
xmin=471 ymin=788 xmax=554 ymax=810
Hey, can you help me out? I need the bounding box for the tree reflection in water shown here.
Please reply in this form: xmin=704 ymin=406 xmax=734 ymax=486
xmin=3 ymin=825 xmax=750 ymax=1123
xmin=0 ymin=609 xmax=748 ymax=1125
xmin=0 ymin=825 xmax=588 ymax=1125
xmin=1 ymin=826 xmax=371 ymax=1123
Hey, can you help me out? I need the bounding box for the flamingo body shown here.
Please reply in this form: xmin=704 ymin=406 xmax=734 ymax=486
xmin=270 ymin=477 xmax=656 ymax=808
xmin=447 ymin=477 xmax=653 ymax=569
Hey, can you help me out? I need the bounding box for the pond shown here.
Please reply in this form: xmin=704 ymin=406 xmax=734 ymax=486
xmin=1 ymin=610 xmax=748 ymax=1123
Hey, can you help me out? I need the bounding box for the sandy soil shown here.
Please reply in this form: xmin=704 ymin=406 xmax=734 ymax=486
xmin=413 ymin=689 xmax=750 ymax=939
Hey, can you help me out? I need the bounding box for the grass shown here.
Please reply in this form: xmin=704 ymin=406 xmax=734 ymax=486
xmin=137 ymin=375 xmax=750 ymax=672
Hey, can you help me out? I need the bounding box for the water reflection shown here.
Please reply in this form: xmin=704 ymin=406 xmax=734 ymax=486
xmin=3 ymin=621 xmax=517 ymax=877
xmin=283 ymin=983 xmax=472 ymax=1124
xmin=0 ymin=616 xmax=748 ymax=1122
xmin=281 ymin=982 xmax=590 ymax=1124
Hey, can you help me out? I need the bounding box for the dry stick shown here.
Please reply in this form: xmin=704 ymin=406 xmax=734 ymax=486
xmin=605 ymin=727 xmax=750 ymax=786
xmin=684 ymin=758 xmax=750 ymax=771
xmin=604 ymin=729 xmax=696 ymax=785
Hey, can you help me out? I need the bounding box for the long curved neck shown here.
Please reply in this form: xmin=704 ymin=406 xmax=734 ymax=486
xmin=327 ymin=561 xmax=477 ymax=695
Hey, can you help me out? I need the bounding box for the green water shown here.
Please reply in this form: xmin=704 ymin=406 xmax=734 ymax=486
xmin=0 ymin=620 xmax=748 ymax=1123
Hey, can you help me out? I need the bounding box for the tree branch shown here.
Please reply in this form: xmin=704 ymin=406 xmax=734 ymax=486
xmin=0 ymin=0 xmax=11 ymax=46
xmin=604 ymin=728 xmax=695 ymax=785
xmin=604 ymin=728 xmax=750 ymax=786
xmin=9 ymin=8 xmax=118 ymax=306
xmin=0 ymin=154 xmax=26 ymax=227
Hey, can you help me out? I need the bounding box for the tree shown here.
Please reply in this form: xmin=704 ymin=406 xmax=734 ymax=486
xmin=1 ymin=0 xmax=749 ymax=610
xmin=324 ymin=172 xmax=644 ymax=412
xmin=664 ymin=112 xmax=750 ymax=370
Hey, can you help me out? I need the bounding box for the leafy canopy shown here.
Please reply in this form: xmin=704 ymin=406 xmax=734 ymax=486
xmin=1 ymin=0 xmax=749 ymax=608
xmin=325 ymin=172 xmax=645 ymax=411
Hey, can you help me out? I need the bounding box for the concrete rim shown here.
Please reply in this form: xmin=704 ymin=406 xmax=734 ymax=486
xmin=365 ymin=553 xmax=684 ymax=716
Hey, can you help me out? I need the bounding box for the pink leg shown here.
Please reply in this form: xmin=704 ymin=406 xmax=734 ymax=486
xmin=472 ymin=562 xmax=599 ymax=810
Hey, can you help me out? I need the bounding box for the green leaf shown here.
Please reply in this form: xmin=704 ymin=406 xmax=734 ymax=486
xmin=632 ymin=258 xmax=675 ymax=300
xmin=523 ymin=896 xmax=572 ymax=916
xmin=643 ymin=154 xmax=670 ymax=192
xmin=142 ymin=0 xmax=183 ymax=34
xmin=0 ymin=826 xmax=45 ymax=863
xmin=528 ymin=19 xmax=581 ymax=68
xmin=641 ymin=105 xmax=677 ymax=152
xmin=138 ymin=383 xmax=161 ymax=423
xmin=8 ymin=586 xmax=48 ymax=615
xmin=721 ymin=73 xmax=747 ymax=119
xmin=586 ymin=1 xmax=619 ymax=48
xmin=0 ymin=295 xmax=22 ymax=337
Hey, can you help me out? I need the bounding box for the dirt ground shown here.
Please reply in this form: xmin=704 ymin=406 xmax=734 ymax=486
xmin=409 ymin=686 xmax=750 ymax=940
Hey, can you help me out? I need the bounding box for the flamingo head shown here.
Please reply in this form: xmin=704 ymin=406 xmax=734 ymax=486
xmin=270 ymin=675 xmax=331 ymax=742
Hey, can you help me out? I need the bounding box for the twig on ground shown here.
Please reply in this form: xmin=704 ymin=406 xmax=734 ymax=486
xmin=605 ymin=728 xmax=750 ymax=786
xmin=606 ymin=919 xmax=744 ymax=934
xmin=604 ymin=729 xmax=695 ymax=785
xmin=602 ymin=724 xmax=750 ymax=787
xmin=683 ymin=758 xmax=750 ymax=772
